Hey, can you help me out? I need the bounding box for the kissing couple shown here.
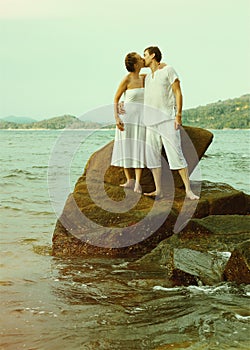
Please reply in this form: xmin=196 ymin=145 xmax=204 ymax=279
xmin=111 ymin=46 xmax=199 ymax=201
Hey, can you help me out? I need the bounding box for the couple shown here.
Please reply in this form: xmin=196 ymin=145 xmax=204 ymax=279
xmin=111 ymin=46 xmax=199 ymax=200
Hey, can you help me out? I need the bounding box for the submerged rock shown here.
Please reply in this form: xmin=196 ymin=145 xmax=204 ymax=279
xmin=173 ymin=248 xmax=231 ymax=285
xmin=136 ymin=215 xmax=250 ymax=285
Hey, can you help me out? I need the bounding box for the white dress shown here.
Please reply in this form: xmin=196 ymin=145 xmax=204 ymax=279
xmin=111 ymin=88 xmax=146 ymax=168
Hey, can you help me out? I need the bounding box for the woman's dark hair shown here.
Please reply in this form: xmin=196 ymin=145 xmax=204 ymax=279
xmin=144 ymin=46 xmax=162 ymax=62
xmin=125 ymin=52 xmax=138 ymax=72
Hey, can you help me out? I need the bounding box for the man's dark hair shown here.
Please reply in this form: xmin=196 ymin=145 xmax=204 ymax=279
xmin=125 ymin=52 xmax=138 ymax=72
xmin=144 ymin=46 xmax=162 ymax=62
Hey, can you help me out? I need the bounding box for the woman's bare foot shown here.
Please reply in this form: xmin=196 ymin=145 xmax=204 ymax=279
xmin=186 ymin=190 xmax=199 ymax=200
xmin=134 ymin=182 xmax=142 ymax=194
xmin=120 ymin=179 xmax=134 ymax=189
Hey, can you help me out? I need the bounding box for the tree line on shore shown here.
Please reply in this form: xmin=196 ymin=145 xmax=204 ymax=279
xmin=182 ymin=94 xmax=249 ymax=129
xmin=0 ymin=94 xmax=249 ymax=130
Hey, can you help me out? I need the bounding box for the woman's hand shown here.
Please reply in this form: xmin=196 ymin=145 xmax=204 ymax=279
xmin=115 ymin=116 xmax=124 ymax=131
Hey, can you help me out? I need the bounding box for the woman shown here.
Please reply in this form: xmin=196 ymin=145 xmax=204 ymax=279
xmin=111 ymin=52 xmax=146 ymax=193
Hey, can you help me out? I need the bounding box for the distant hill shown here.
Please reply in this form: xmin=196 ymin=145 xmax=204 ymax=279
xmin=0 ymin=115 xmax=103 ymax=130
xmin=31 ymin=115 xmax=83 ymax=129
xmin=0 ymin=95 xmax=249 ymax=130
xmin=1 ymin=116 xmax=37 ymax=124
xmin=182 ymin=94 xmax=249 ymax=129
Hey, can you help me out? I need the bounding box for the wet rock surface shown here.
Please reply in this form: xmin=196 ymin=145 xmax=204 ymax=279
xmin=52 ymin=126 xmax=250 ymax=285
xmin=223 ymin=239 xmax=250 ymax=284
xmin=136 ymin=215 xmax=250 ymax=285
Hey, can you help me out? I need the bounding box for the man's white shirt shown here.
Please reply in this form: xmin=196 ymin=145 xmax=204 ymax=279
xmin=143 ymin=65 xmax=179 ymax=126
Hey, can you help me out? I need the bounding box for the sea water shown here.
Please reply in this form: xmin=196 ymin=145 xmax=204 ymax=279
xmin=0 ymin=129 xmax=249 ymax=350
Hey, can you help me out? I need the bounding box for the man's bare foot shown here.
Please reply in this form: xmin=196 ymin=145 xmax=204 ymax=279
xmin=134 ymin=182 xmax=142 ymax=194
xmin=144 ymin=191 xmax=163 ymax=200
xmin=120 ymin=179 xmax=134 ymax=189
xmin=186 ymin=190 xmax=199 ymax=200
xmin=144 ymin=191 xmax=157 ymax=197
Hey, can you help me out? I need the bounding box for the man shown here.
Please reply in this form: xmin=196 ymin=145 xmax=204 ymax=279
xmin=143 ymin=46 xmax=199 ymax=200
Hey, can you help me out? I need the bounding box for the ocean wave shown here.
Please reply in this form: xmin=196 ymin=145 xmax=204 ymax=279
xmin=13 ymin=169 xmax=33 ymax=175
xmin=0 ymin=205 xmax=22 ymax=211
xmin=153 ymin=283 xmax=250 ymax=296
xmin=32 ymin=165 xmax=48 ymax=169
xmin=28 ymin=210 xmax=55 ymax=216
xmin=0 ymin=280 xmax=14 ymax=286
xmin=235 ymin=314 xmax=250 ymax=321
xmin=3 ymin=169 xmax=33 ymax=178
xmin=153 ymin=285 xmax=183 ymax=292
xmin=26 ymin=175 xmax=41 ymax=180
xmin=3 ymin=174 xmax=19 ymax=178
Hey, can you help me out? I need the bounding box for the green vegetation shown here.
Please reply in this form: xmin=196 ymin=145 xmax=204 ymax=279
xmin=182 ymin=94 xmax=249 ymax=129
xmin=0 ymin=94 xmax=249 ymax=129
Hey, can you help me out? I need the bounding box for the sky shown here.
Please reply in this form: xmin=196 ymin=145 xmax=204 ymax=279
xmin=0 ymin=0 xmax=249 ymax=122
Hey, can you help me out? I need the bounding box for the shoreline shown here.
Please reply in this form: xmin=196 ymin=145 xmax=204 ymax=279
xmin=0 ymin=128 xmax=249 ymax=131
xmin=0 ymin=128 xmax=116 ymax=131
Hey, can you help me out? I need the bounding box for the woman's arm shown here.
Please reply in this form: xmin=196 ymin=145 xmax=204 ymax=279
xmin=114 ymin=76 xmax=128 ymax=131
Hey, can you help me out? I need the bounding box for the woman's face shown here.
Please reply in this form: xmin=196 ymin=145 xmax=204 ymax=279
xmin=135 ymin=54 xmax=145 ymax=69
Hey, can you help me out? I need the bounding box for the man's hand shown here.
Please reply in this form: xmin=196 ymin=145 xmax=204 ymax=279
xmin=115 ymin=116 xmax=124 ymax=131
xmin=175 ymin=114 xmax=182 ymax=130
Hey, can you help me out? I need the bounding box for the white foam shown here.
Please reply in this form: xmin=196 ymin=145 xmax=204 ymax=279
xmin=153 ymin=285 xmax=182 ymax=292
xmin=235 ymin=314 xmax=250 ymax=321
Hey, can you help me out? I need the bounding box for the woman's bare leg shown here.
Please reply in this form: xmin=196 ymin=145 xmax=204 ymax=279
xmin=144 ymin=167 xmax=163 ymax=198
xmin=134 ymin=168 xmax=142 ymax=193
xmin=120 ymin=168 xmax=134 ymax=188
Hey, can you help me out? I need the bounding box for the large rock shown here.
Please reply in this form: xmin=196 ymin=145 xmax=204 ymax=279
xmin=89 ymin=126 xmax=213 ymax=192
xmin=52 ymin=124 xmax=249 ymax=266
xmin=52 ymin=184 xmax=178 ymax=258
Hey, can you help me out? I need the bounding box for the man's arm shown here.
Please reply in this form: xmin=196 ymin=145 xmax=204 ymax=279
xmin=172 ymin=79 xmax=183 ymax=130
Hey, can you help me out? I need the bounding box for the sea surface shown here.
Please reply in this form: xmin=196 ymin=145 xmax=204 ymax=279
xmin=0 ymin=128 xmax=250 ymax=350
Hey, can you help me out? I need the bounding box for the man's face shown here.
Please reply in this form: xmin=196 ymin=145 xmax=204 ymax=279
xmin=143 ymin=50 xmax=153 ymax=67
